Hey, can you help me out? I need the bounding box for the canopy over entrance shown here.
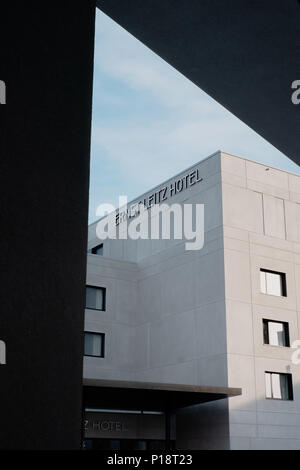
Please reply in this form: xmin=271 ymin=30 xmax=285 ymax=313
xmin=83 ymin=378 xmax=241 ymax=411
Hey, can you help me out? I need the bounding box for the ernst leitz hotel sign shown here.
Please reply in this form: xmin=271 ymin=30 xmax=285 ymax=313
xmin=84 ymin=412 xmax=165 ymax=440
xmin=116 ymin=167 xmax=203 ymax=225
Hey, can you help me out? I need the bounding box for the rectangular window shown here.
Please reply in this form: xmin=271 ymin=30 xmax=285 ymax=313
xmin=84 ymin=332 xmax=105 ymax=357
xmin=265 ymin=372 xmax=293 ymax=400
xmin=86 ymin=286 xmax=106 ymax=311
xmin=260 ymin=269 xmax=286 ymax=297
xmin=88 ymin=243 xmax=103 ymax=256
xmin=263 ymin=319 xmax=290 ymax=347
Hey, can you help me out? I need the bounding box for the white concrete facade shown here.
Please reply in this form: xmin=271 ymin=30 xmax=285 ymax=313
xmin=84 ymin=151 xmax=300 ymax=449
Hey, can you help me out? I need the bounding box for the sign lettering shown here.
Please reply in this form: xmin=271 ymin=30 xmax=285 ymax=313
xmin=116 ymin=168 xmax=203 ymax=225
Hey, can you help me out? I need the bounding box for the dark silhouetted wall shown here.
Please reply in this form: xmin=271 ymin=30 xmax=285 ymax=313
xmin=0 ymin=1 xmax=96 ymax=449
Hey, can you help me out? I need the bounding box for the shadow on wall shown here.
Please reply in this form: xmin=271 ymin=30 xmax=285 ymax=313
xmin=175 ymin=380 xmax=300 ymax=450
xmin=176 ymin=398 xmax=230 ymax=450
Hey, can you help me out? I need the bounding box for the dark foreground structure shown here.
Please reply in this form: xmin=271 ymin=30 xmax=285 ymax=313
xmin=0 ymin=2 xmax=96 ymax=449
xmin=0 ymin=0 xmax=299 ymax=449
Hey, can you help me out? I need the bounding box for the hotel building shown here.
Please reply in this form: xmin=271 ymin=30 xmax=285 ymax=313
xmin=83 ymin=151 xmax=300 ymax=450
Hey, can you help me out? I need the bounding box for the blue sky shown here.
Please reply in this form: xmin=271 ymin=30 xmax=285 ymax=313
xmin=89 ymin=10 xmax=299 ymax=223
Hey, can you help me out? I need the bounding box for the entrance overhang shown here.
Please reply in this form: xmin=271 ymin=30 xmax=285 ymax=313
xmin=83 ymin=378 xmax=241 ymax=410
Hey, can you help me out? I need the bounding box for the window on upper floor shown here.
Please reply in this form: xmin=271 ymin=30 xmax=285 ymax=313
xmin=88 ymin=243 xmax=104 ymax=256
xmin=84 ymin=332 xmax=105 ymax=358
xmin=265 ymin=372 xmax=293 ymax=400
xmin=260 ymin=269 xmax=287 ymax=297
xmin=263 ymin=319 xmax=290 ymax=347
xmin=86 ymin=286 xmax=106 ymax=311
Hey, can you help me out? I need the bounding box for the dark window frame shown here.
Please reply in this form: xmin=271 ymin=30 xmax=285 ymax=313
xmin=263 ymin=319 xmax=290 ymax=347
xmin=260 ymin=268 xmax=287 ymax=297
xmin=88 ymin=243 xmax=104 ymax=256
xmin=86 ymin=285 xmax=106 ymax=311
xmin=84 ymin=331 xmax=105 ymax=358
xmin=265 ymin=371 xmax=293 ymax=401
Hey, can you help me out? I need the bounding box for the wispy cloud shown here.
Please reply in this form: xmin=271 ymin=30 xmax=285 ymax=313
xmin=89 ymin=10 xmax=299 ymax=222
